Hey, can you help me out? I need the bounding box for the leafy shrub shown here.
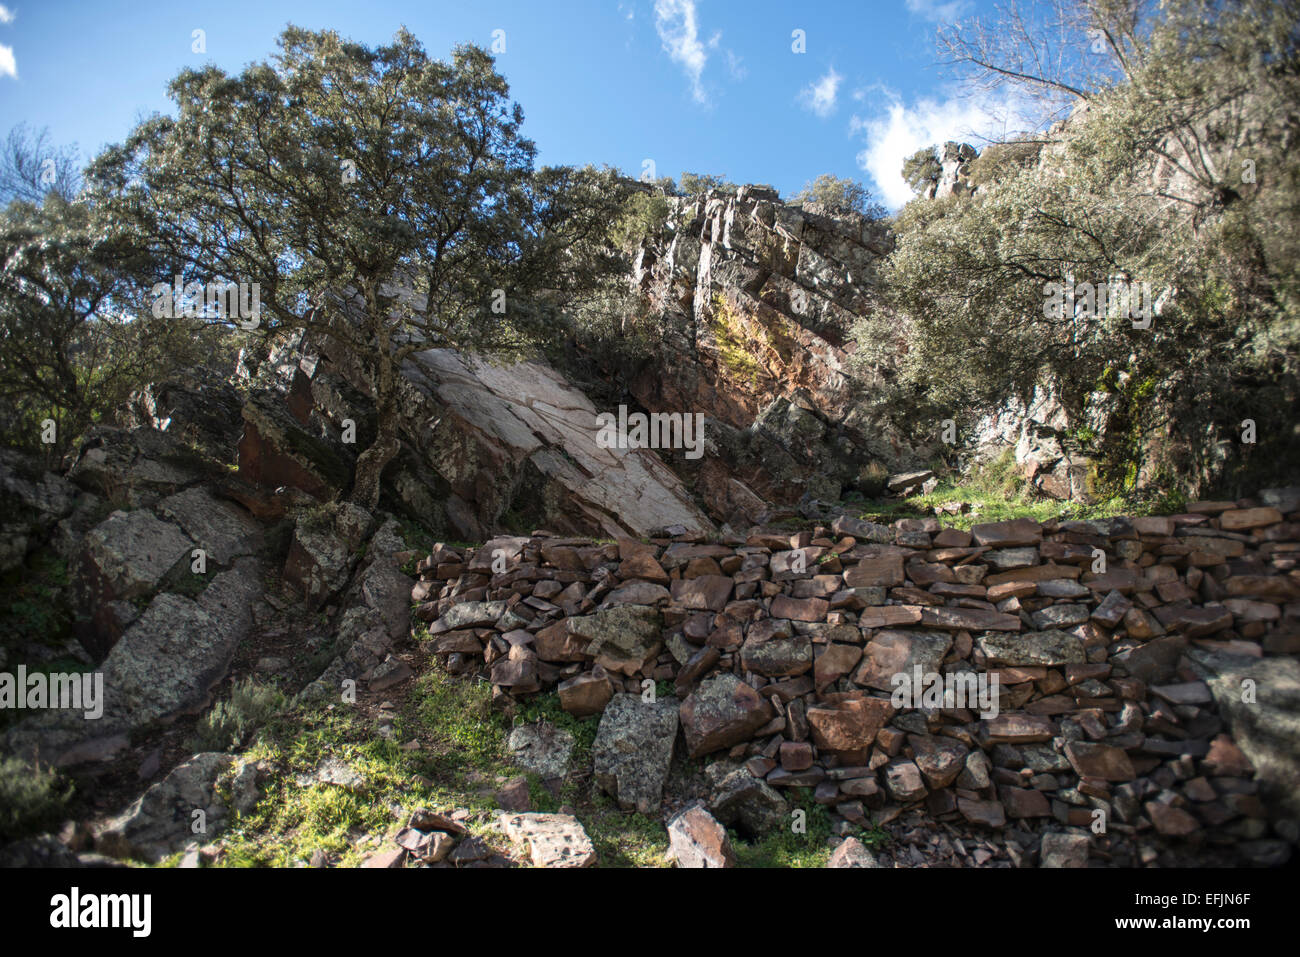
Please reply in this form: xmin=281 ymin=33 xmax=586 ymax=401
xmin=967 ymin=139 xmax=1043 ymax=189
xmin=795 ymin=174 xmax=884 ymax=218
xmin=191 ymin=678 xmax=287 ymax=753
xmin=0 ymin=757 xmax=73 ymax=841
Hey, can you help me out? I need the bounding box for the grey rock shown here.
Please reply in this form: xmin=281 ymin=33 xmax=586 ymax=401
xmin=97 ymin=752 xmax=232 ymax=862
xmin=592 ymin=693 xmax=678 ymax=814
xmin=157 ymin=486 xmax=262 ymax=565
xmin=977 ymin=629 xmax=1086 ymax=667
xmin=508 ymin=722 xmax=576 ymax=781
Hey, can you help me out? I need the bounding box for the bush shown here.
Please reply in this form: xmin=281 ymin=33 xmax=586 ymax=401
xmin=967 ymin=139 xmax=1042 ymax=190
xmin=795 ymin=174 xmax=884 ymax=218
xmin=191 ymin=678 xmax=287 ymax=753
xmin=610 ymin=191 xmax=671 ymax=253
xmin=856 ymin=461 xmax=890 ymax=498
xmin=0 ymin=758 xmax=73 ymax=841
xmin=901 ymin=146 xmax=942 ymax=196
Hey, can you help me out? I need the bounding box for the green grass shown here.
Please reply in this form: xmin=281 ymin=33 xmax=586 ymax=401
xmin=582 ymin=795 xmax=671 ymax=867
xmin=185 ymin=660 xmax=901 ymax=869
xmin=730 ymin=789 xmax=889 ymax=867
xmin=206 ymin=699 xmax=508 ymax=868
xmin=849 ymin=450 xmax=1167 ymax=531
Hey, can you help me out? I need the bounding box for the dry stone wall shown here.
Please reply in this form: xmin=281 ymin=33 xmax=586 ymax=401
xmin=414 ymin=491 xmax=1300 ymax=867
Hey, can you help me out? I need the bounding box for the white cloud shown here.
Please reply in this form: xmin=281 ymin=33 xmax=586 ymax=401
xmin=654 ymin=0 xmax=710 ymax=104
xmin=800 ymin=67 xmax=841 ymax=118
xmin=725 ymin=49 xmax=746 ymax=80
xmin=905 ymin=0 xmax=972 ymax=23
xmin=851 ymin=86 xmax=1035 ymax=208
xmin=617 ymin=1 xmax=634 ymax=20
xmin=0 ymin=44 xmax=15 ymax=80
xmin=0 ymin=6 xmax=15 ymax=25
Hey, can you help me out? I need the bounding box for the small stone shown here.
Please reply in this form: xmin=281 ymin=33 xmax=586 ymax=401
xmin=666 ymin=804 xmax=735 ymax=868
xmin=827 ymin=836 xmax=881 ymax=868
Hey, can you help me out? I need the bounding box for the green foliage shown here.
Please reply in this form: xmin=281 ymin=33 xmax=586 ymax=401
xmin=966 ymin=139 xmax=1042 ymax=189
xmin=679 ymin=171 xmax=736 ymax=195
xmin=877 ymin=0 xmax=1300 ymax=497
xmin=191 ymin=678 xmax=287 ymax=753
xmin=795 ymin=174 xmax=883 ymax=218
xmin=901 ymin=146 xmax=942 ymax=195
xmin=86 ymin=29 xmax=627 ymax=505
xmin=732 ymin=788 xmax=887 ymax=868
xmin=0 ymin=550 xmax=72 ymax=656
xmin=0 ymin=758 xmax=73 ymax=841
xmin=0 ymin=191 xmax=233 ymax=461
xmin=611 ymin=190 xmax=671 ymax=253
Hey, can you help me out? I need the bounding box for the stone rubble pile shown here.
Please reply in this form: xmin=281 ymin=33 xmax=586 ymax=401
xmin=415 ymin=489 xmax=1300 ymax=866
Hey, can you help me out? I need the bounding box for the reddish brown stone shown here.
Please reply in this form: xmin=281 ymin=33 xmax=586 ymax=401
xmin=770 ymin=594 xmax=829 ymax=622
xmin=670 ymin=575 xmax=734 ymax=611
xmin=806 ymin=697 xmax=894 ymax=753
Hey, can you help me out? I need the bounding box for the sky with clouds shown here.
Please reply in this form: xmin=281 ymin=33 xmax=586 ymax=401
xmin=0 ymin=0 xmax=1029 ymax=209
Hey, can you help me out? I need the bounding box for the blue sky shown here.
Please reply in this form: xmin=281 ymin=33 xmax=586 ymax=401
xmin=0 ymin=0 xmax=1023 ymax=208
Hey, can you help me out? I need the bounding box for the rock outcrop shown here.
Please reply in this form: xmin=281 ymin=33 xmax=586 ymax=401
xmin=616 ymin=185 xmax=929 ymax=522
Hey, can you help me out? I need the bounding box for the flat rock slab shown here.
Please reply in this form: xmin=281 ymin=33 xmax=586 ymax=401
xmin=80 ymin=509 xmax=194 ymax=601
xmin=430 ymin=600 xmax=508 ymax=634
xmin=1040 ymin=831 xmax=1090 ymax=868
xmin=500 ymin=813 xmax=595 ymax=868
xmin=592 ymin=693 xmax=679 ymax=813
xmin=405 ymin=349 xmax=712 ymax=537
xmin=1064 ymin=741 xmax=1136 ymax=781
xmin=827 ymin=835 xmax=882 ymax=867
xmin=157 ymin=487 xmax=262 ymax=565
xmin=977 ymin=630 xmax=1086 ymax=667
xmin=569 ymin=604 xmax=663 ymax=676
xmin=854 ymin=630 xmax=952 ymax=690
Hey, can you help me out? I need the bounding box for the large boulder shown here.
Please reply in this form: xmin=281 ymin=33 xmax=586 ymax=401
xmin=124 ymin=372 xmax=245 ymax=463
xmin=592 ymin=693 xmax=679 ymax=813
xmin=156 ymin=487 xmax=262 ymax=565
xmin=5 ymin=558 xmax=262 ymax=764
xmin=567 ymin=605 xmax=664 ymax=676
xmin=96 ymin=752 xmax=233 ymax=862
xmin=67 ymin=426 xmax=208 ymax=508
xmin=237 ymin=389 xmax=353 ymax=500
xmin=679 ymin=674 xmax=773 ymax=758
xmin=72 ymin=509 xmax=195 ymax=659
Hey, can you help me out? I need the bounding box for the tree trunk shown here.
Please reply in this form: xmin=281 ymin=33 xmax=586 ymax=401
xmin=351 ymin=423 xmax=400 ymax=510
xmin=349 ymin=306 xmax=401 ymax=510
